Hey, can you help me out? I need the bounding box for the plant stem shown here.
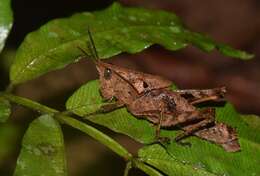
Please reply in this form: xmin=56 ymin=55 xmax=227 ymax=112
xmin=124 ymin=161 xmax=132 ymax=176
xmin=1 ymin=92 xmax=164 ymax=174
xmin=58 ymin=115 xmax=132 ymax=160
xmin=0 ymin=92 xmax=132 ymax=160
xmin=133 ymin=159 xmax=163 ymax=176
xmin=1 ymin=92 xmax=57 ymax=114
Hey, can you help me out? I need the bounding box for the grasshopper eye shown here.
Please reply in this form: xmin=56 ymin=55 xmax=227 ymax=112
xmin=104 ymin=68 xmax=112 ymax=80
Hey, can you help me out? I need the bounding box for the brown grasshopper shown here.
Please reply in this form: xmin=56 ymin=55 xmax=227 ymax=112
xmin=79 ymin=29 xmax=240 ymax=152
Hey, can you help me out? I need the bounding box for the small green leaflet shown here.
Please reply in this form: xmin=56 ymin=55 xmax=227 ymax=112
xmin=14 ymin=115 xmax=67 ymax=176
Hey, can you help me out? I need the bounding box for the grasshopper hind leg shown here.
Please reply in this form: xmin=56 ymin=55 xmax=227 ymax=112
xmin=175 ymin=108 xmax=215 ymax=142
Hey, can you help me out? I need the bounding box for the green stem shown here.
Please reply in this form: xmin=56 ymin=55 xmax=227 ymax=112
xmin=124 ymin=161 xmax=132 ymax=176
xmin=0 ymin=92 xmax=132 ymax=161
xmin=57 ymin=115 xmax=132 ymax=160
xmin=133 ymin=159 xmax=163 ymax=176
xmin=1 ymin=92 xmax=57 ymax=114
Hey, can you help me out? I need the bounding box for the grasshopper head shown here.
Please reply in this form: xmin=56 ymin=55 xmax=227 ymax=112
xmin=95 ymin=61 xmax=117 ymax=100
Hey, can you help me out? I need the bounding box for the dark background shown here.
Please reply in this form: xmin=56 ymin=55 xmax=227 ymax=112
xmin=0 ymin=0 xmax=259 ymax=175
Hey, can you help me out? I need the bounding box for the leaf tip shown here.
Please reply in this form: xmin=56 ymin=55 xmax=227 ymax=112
xmin=217 ymin=44 xmax=254 ymax=60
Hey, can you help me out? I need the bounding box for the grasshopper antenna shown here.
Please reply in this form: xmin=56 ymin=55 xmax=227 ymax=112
xmin=87 ymin=28 xmax=100 ymax=62
xmin=76 ymin=45 xmax=97 ymax=64
xmin=76 ymin=28 xmax=100 ymax=63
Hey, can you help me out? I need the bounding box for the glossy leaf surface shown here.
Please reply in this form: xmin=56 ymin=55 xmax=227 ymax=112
xmin=10 ymin=3 xmax=253 ymax=84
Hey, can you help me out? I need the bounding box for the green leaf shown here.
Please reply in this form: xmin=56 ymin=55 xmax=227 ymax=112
xmin=240 ymin=114 xmax=260 ymax=130
xmin=0 ymin=0 xmax=13 ymax=53
xmin=216 ymin=44 xmax=254 ymax=60
xmin=10 ymin=2 xmax=253 ymax=85
xmin=66 ymin=80 xmax=260 ymax=176
xmin=138 ymin=144 xmax=216 ymax=176
xmin=14 ymin=115 xmax=67 ymax=176
xmin=0 ymin=97 xmax=11 ymax=123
